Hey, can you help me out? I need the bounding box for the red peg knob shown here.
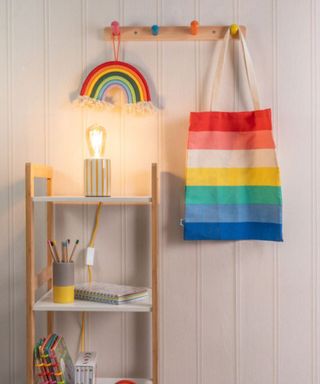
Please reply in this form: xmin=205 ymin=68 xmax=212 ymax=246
xmin=111 ymin=20 xmax=120 ymax=36
xmin=191 ymin=20 xmax=199 ymax=35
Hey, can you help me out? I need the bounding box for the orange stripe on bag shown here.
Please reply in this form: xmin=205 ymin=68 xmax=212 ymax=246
xmin=187 ymin=130 xmax=275 ymax=150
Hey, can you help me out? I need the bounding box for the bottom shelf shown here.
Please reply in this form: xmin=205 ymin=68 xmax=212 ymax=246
xmin=96 ymin=379 xmax=152 ymax=384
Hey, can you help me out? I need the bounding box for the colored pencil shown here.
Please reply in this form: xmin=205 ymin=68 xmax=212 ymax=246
xmin=47 ymin=240 xmax=57 ymax=263
xmin=61 ymin=241 xmax=64 ymax=262
xmin=69 ymin=239 xmax=79 ymax=262
xmin=66 ymin=239 xmax=69 ymax=261
xmin=51 ymin=241 xmax=60 ymax=263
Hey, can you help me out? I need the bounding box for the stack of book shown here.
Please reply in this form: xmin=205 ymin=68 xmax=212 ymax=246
xmin=75 ymin=282 xmax=149 ymax=305
xmin=34 ymin=334 xmax=74 ymax=384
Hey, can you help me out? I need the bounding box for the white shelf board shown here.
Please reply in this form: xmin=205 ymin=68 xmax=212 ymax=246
xmin=34 ymin=290 xmax=152 ymax=312
xmin=32 ymin=195 xmax=152 ymax=204
xmin=96 ymin=379 xmax=152 ymax=384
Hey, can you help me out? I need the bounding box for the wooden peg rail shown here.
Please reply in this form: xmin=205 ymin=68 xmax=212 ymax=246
xmin=104 ymin=25 xmax=246 ymax=41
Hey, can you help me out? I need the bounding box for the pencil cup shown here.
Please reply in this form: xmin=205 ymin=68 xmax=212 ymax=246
xmin=52 ymin=262 xmax=74 ymax=304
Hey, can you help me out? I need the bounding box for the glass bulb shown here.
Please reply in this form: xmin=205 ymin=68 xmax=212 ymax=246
xmin=86 ymin=124 xmax=106 ymax=158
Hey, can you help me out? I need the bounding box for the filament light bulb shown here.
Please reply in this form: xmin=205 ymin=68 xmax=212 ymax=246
xmin=86 ymin=124 xmax=106 ymax=158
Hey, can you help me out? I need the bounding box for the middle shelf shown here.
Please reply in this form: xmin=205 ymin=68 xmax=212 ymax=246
xmin=34 ymin=289 xmax=152 ymax=312
xmin=32 ymin=195 xmax=152 ymax=204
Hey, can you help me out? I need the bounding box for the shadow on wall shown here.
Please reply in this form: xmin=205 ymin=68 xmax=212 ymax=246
xmin=161 ymin=171 xmax=185 ymax=246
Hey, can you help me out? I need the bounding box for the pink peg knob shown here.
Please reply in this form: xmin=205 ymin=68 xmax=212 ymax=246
xmin=111 ymin=20 xmax=120 ymax=36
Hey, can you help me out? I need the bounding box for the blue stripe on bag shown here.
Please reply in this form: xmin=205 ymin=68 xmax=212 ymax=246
xmin=185 ymin=204 xmax=282 ymax=224
xmin=184 ymin=222 xmax=283 ymax=241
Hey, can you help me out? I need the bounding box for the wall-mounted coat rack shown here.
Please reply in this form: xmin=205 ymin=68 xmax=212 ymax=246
xmin=104 ymin=22 xmax=246 ymax=41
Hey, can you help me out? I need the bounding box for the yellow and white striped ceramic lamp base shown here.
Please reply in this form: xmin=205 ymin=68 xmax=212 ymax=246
xmin=85 ymin=158 xmax=111 ymax=196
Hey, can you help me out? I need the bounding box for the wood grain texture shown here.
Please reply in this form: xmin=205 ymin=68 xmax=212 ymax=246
xmin=25 ymin=164 xmax=35 ymax=384
xmin=151 ymin=164 xmax=159 ymax=384
xmin=104 ymin=25 xmax=246 ymax=41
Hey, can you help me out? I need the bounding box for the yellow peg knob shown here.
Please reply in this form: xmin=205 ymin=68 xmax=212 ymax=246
xmin=230 ymin=24 xmax=239 ymax=36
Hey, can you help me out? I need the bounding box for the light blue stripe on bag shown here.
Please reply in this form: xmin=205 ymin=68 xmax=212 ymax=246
xmin=185 ymin=204 xmax=282 ymax=224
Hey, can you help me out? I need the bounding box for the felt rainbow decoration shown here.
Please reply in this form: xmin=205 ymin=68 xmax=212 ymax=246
xmin=75 ymin=61 xmax=155 ymax=113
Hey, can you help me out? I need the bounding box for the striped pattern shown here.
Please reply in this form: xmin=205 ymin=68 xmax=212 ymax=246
xmin=184 ymin=109 xmax=283 ymax=241
xmin=85 ymin=158 xmax=111 ymax=196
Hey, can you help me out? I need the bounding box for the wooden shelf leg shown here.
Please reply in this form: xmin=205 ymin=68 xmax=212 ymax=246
xmin=26 ymin=163 xmax=35 ymax=384
xmin=47 ymin=176 xmax=54 ymax=333
xmin=151 ymin=163 xmax=159 ymax=384
xmin=26 ymin=163 xmax=54 ymax=384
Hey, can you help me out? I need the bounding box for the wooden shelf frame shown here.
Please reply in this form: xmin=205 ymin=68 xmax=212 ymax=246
xmin=32 ymin=195 xmax=152 ymax=204
xmin=25 ymin=162 xmax=159 ymax=384
xmin=34 ymin=289 xmax=152 ymax=312
xmin=104 ymin=25 xmax=246 ymax=41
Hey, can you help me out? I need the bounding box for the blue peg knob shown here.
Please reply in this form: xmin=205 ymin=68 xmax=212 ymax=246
xmin=151 ymin=24 xmax=160 ymax=36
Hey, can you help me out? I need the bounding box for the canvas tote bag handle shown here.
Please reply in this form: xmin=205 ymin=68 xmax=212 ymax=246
xmin=210 ymin=28 xmax=261 ymax=110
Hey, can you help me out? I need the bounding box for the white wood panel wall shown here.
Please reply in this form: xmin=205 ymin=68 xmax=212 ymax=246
xmin=0 ymin=0 xmax=319 ymax=383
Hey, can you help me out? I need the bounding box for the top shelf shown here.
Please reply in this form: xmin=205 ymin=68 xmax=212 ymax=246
xmin=32 ymin=196 xmax=152 ymax=204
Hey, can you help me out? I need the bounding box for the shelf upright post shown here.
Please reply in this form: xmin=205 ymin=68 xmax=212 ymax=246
xmin=25 ymin=163 xmax=34 ymax=384
xmin=26 ymin=163 xmax=53 ymax=384
xmin=151 ymin=163 xmax=159 ymax=384
xmin=46 ymin=171 xmax=54 ymax=333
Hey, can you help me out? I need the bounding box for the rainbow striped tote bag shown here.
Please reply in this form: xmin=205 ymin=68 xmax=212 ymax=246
xmin=184 ymin=28 xmax=283 ymax=241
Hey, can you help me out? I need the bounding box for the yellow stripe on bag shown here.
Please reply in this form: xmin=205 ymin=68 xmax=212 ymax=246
xmin=186 ymin=167 xmax=281 ymax=186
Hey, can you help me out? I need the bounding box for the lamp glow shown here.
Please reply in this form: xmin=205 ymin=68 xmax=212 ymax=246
xmin=84 ymin=124 xmax=111 ymax=197
xmin=86 ymin=124 xmax=106 ymax=158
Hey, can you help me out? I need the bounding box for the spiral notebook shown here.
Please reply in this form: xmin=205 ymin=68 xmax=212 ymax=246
xmin=75 ymin=282 xmax=148 ymax=305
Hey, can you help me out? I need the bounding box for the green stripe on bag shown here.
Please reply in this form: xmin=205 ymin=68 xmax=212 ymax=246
xmin=185 ymin=186 xmax=282 ymax=205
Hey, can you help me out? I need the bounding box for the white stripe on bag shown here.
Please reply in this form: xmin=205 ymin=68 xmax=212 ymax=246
xmin=187 ymin=149 xmax=278 ymax=168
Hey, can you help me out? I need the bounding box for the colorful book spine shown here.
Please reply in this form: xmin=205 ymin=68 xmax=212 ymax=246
xmin=34 ymin=334 xmax=74 ymax=384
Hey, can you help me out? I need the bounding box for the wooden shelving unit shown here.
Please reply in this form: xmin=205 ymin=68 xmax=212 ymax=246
xmin=26 ymin=163 xmax=159 ymax=384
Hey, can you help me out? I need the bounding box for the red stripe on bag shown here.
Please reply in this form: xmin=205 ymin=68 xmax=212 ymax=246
xmin=189 ymin=109 xmax=272 ymax=132
xmin=187 ymin=130 xmax=275 ymax=150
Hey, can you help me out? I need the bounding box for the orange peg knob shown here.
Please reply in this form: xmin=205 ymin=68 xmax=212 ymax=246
xmin=191 ymin=20 xmax=199 ymax=35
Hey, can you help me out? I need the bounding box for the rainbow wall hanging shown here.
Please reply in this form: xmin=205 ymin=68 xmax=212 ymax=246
xmin=75 ymin=60 xmax=155 ymax=113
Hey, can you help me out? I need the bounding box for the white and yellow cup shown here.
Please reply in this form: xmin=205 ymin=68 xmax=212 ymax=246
xmin=84 ymin=158 xmax=111 ymax=196
xmin=52 ymin=262 xmax=74 ymax=303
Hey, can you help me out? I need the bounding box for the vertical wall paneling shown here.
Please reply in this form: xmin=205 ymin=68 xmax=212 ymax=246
xmin=311 ymin=0 xmax=318 ymax=383
xmin=80 ymin=0 xmax=88 ymax=354
xmin=238 ymin=1 xmax=275 ymax=384
xmin=49 ymin=0 xmax=84 ymax=361
xmin=278 ymin=1 xmax=313 ymax=384
xmin=194 ymin=0 xmax=202 ymax=382
xmin=154 ymin=0 xmax=165 ymax=382
xmin=233 ymin=3 xmax=241 ymax=383
xmin=198 ymin=1 xmax=237 ymax=384
xmin=161 ymin=1 xmax=198 ymax=383
xmin=1 ymin=0 xmax=320 ymax=383
xmin=85 ymin=1 xmax=124 ymax=378
xmin=0 ymin=0 xmax=11 ymax=382
xmin=122 ymin=0 xmax=157 ymax=378
xmin=316 ymin=1 xmax=320 ymax=383
xmin=12 ymin=0 xmax=47 ymax=381
xmin=272 ymin=0 xmax=280 ymax=383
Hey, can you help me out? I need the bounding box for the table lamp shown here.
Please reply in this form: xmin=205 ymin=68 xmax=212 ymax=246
xmin=84 ymin=124 xmax=111 ymax=196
